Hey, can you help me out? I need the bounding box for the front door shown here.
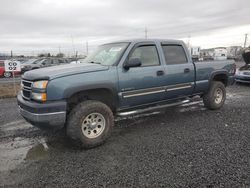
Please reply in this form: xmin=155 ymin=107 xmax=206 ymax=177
xmin=118 ymin=42 xmax=166 ymax=109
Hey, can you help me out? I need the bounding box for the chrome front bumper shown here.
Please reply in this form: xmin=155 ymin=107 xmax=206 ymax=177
xmin=19 ymin=106 xmax=66 ymax=129
xmin=17 ymin=93 xmax=67 ymax=130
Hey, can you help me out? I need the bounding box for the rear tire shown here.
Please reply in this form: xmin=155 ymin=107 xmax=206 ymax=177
xmin=66 ymin=100 xmax=114 ymax=149
xmin=203 ymin=81 xmax=226 ymax=110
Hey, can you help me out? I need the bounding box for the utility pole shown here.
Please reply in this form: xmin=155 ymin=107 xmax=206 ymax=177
xmin=86 ymin=41 xmax=89 ymax=55
xmin=58 ymin=46 xmax=61 ymax=54
xmin=244 ymin=34 xmax=248 ymax=48
xmin=71 ymin=35 xmax=76 ymax=57
xmin=187 ymin=35 xmax=191 ymax=49
xmin=10 ymin=50 xmax=13 ymax=57
xmin=145 ymin=27 xmax=148 ymax=39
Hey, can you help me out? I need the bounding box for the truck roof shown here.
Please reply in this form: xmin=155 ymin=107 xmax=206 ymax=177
xmin=104 ymin=39 xmax=184 ymax=45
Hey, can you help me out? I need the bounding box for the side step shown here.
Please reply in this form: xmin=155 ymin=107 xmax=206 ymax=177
xmin=117 ymin=99 xmax=192 ymax=116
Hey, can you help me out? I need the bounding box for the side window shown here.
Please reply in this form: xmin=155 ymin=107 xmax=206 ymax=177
xmin=162 ymin=45 xmax=188 ymax=65
xmin=58 ymin=59 xmax=64 ymax=64
xmin=45 ymin=59 xmax=52 ymax=65
xmin=53 ymin=59 xmax=59 ymax=64
xmin=129 ymin=45 xmax=160 ymax=66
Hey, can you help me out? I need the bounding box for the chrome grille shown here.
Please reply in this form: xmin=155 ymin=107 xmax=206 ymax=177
xmin=21 ymin=80 xmax=33 ymax=100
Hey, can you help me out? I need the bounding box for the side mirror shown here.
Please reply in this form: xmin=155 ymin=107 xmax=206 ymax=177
xmin=124 ymin=58 xmax=142 ymax=69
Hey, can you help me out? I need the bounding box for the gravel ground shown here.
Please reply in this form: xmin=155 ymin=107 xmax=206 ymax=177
xmin=0 ymin=83 xmax=250 ymax=187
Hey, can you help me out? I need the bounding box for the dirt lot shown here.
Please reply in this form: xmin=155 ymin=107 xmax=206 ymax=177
xmin=0 ymin=83 xmax=20 ymax=98
xmin=0 ymin=83 xmax=250 ymax=187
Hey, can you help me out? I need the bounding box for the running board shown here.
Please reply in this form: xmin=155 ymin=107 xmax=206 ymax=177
xmin=117 ymin=99 xmax=191 ymax=116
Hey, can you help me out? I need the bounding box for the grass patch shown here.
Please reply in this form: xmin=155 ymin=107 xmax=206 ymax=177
xmin=0 ymin=83 xmax=21 ymax=98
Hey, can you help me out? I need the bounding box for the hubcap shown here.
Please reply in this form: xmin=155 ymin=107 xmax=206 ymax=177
xmin=81 ymin=113 xmax=106 ymax=139
xmin=214 ymin=88 xmax=223 ymax=104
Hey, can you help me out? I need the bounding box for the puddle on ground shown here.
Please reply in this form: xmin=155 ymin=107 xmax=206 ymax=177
xmin=0 ymin=134 xmax=72 ymax=172
xmin=25 ymin=143 xmax=49 ymax=160
xmin=0 ymin=137 xmax=50 ymax=172
xmin=0 ymin=118 xmax=75 ymax=172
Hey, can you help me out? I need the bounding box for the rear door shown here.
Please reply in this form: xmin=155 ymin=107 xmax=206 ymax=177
xmin=118 ymin=42 xmax=167 ymax=108
xmin=160 ymin=43 xmax=195 ymax=99
xmin=40 ymin=59 xmax=52 ymax=67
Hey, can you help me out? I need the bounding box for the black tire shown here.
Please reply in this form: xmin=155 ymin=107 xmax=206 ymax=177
xmin=66 ymin=100 xmax=114 ymax=149
xmin=203 ymin=81 xmax=226 ymax=110
xmin=4 ymin=72 xmax=12 ymax=78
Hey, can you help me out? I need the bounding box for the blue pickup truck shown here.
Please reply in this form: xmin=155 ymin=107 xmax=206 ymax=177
xmin=18 ymin=39 xmax=236 ymax=148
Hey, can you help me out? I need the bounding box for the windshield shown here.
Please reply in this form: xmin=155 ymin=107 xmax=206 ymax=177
xmin=83 ymin=42 xmax=129 ymax=66
xmin=33 ymin=59 xmax=46 ymax=64
xmin=24 ymin=59 xmax=40 ymax=64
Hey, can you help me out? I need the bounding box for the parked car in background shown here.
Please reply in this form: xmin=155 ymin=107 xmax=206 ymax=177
xmin=235 ymin=64 xmax=250 ymax=83
xmin=235 ymin=47 xmax=250 ymax=83
xmin=21 ymin=58 xmax=41 ymax=72
xmin=0 ymin=60 xmax=21 ymax=78
xmin=21 ymin=58 xmax=69 ymax=72
xmin=70 ymin=58 xmax=86 ymax=64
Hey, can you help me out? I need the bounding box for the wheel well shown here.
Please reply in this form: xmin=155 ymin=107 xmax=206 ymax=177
xmin=212 ymin=74 xmax=228 ymax=86
xmin=67 ymin=88 xmax=116 ymax=113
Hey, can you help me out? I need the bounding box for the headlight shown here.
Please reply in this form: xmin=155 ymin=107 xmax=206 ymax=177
xmin=31 ymin=92 xmax=47 ymax=102
xmin=31 ymin=80 xmax=48 ymax=102
xmin=33 ymin=80 xmax=48 ymax=89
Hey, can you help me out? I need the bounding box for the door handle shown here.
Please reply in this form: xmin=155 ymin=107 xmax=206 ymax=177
xmin=156 ymin=70 xmax=165 ymax=76
xmin=184 ymin=68 xmax=190 ymax=73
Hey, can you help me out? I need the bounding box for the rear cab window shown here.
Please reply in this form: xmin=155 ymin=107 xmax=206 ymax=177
xmin=161 ymin=45 xmax=188 ymax=65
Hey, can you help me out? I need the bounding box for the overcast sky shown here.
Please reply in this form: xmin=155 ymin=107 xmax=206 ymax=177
xmin=0 ymin=0 xmax=250 ymax=55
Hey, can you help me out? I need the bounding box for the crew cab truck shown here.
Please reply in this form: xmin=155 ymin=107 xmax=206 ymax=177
xmin=18 ymin=39 xmax=236 ymax=148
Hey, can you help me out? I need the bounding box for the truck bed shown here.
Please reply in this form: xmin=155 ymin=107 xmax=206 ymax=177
xmin=194 ymin=60 xmax=235 ymax=94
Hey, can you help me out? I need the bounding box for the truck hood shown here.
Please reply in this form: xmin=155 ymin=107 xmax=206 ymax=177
xmin=22 ymin=63 xmax=109 ymax=81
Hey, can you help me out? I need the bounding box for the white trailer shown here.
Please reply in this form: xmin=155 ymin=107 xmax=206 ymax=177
xmin=213 ymin=48 xmax=227 ymax=61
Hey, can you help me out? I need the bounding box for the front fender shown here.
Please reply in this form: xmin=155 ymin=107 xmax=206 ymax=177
xmin=46 ymin=68 xmax=118 ymax=101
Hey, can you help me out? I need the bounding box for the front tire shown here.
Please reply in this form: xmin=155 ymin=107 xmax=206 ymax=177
xmin=66 ymin=100 xmax=114 ymax=148
xmin=203 ymin=81 xmax=226 ymax=110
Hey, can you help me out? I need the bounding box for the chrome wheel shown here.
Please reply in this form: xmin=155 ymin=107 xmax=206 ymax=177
xmin=214 ymin=88 xmax=223 ymax=104
xmin=81 ymin=113 xmax=106 ymax=139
